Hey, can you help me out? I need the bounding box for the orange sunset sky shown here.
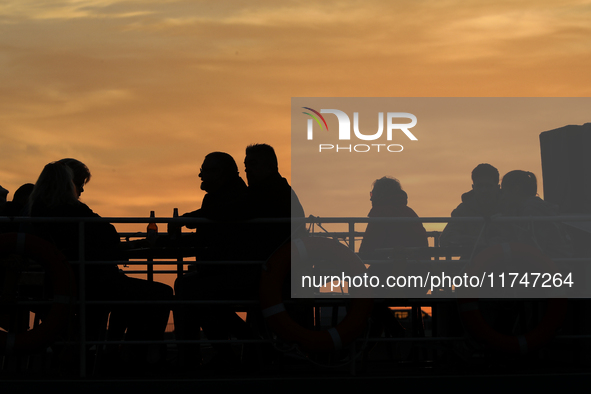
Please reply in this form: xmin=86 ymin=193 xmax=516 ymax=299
xmin=2 ymin=0 xmax=591 ymax=232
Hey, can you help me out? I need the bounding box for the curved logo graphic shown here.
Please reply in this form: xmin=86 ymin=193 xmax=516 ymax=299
xmin=302 ymin=107 xmax=329 ymax=131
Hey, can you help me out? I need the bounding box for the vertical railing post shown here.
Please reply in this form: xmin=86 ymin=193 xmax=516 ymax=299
xmin=147 ymin=256 xmax=154 ymax=282
xmin=348 ymin=221 xmax=355 ymax=251
xmin=78 ymin=220 xmax=86 ymax=378
xmin=177 ymin=257 xmax=183 ymax=280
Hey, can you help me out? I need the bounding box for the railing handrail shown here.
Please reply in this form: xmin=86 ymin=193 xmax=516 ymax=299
xmin=3 ymin=214 xmax=591 ymax=223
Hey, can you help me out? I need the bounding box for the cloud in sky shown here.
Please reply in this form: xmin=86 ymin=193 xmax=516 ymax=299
xmin=1 ymin=0 xmax=591 ymax=228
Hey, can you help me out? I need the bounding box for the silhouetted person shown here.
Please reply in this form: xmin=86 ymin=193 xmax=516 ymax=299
xmin=440 ymin=163 xmax=501 ymax=249
xmin=244 ymin=143 xmax=305 ymax=259
xmin=496 ymin=170 xmax=573 ymax=258
xmin=243 ymin=144 xmax=309 ymax=359
xmin=175 ymin=152 xmax=250 ymax=259
xmin=0 ymin=183 xmax=34 ymax=233
xmin=174 ymin=152 xmax=256 ymax=369
xmin=0 ymin=184 xmax=8 ymax=214
xmin=468 ymin=171 xmax=572 ymax=349
xmin=29 ymin=161 xmax=173 ymax=371
xmin=0 ymin=183 xmax=37 ymax=334
xmin=56 ymin=158 xmax=91 ymax=198
xmin=438 ymin=165 xmax=501 ymax=343
xmin=11 ymin=183 xmax=35 ymax=211
xmin=358 ymin=177 xmax=427 ymax=339
xmin=359 ymin=177 xmax=427 ymax=255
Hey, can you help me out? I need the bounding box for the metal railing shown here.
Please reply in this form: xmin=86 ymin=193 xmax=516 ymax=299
xmin=2 ymin=214 xmax=591 ymax=378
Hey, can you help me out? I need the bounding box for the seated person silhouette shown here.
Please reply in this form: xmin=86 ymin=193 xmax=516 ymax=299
xmin=495 ymin=170 xmax=573 ymax=258
xmin=438 ymin=165 xmax=501 ymax=341
xmin=0 ymin=183 xmax=36 ymax=333
xmin=176 ymin=152 xmax=250 ymax=259
xmin=0 ymin=184 xmax=7 ymax=213
xmin=440 ymin=163 xmax=501 ymax=253
xmin=0 ymin=183 xmax=34 ymax=233
xmin=243 ymin=143 xmax=310 ymax=334
xmin=359 ymin=176 xmax=427 ymax=256
xmin=467 ymin=171 xmax=572 ymax=344
xmin=29 ymin=160 xmax=173 ymax=371
xmin=243 ymin=143 xmax=305 ymax=259
xmin=358 ymin=177 xmax=427 ymax=338
xmin=173 ymin=152 xmax=256 ymax=369
xmin=437 ymin=164 xmax=500 ymax=339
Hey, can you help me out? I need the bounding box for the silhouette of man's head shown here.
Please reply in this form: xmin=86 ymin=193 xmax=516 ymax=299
xmin=471 ymin=163 xmax=500 ymax=195
xmin=57 ymin=158 xmax=91 ymax=198
xmin=244 ymin=144 xmax=278 ymax=186
xmin=199 ymin=152 xmax=239 ymax=193
xmin=370 ymin=177 xmax=407 ymax=207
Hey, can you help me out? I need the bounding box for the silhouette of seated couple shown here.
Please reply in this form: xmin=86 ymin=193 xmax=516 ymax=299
xmin=173 ymin=144 xmax=305 ymax=369
xmin=171 ymin=144 xmax=304 ymax=261
xmin=439 ymin=164 xmax=573 ymax=259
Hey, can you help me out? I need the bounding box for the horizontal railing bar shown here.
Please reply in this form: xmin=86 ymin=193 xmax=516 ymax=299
xmin=0 ymin=217 xmax=293 ymax=224
xmin=60 ymin=257 xmax=591 ymax=265
xmin=9 ymin=300 xmax=261 ymax=306
xmin=16 ymin=297 xmax=583 ymax=306
xmin=3 ymin=215 xmax=591 ymax=223
xmin=57 ymin=339 xmax=280 ymax=345
xmin=362 ymin=337 xmax=464 ymax=342
xmin=116 ymin=270 xmax=184 ymax=274
xmin=48 ymin=333 xmax=591 ymax=349
xmin=358 ymin=335 xmax=591 ymax=342
xmin=302 ymin=216 xmax=591 ymax=223
xmin=118 ymin=231 xmax=442 ymax=238
xmin=66 ymin=260 xmax=266 ymax=265
xmin=52 ymin=334 xmax=591 ymax=347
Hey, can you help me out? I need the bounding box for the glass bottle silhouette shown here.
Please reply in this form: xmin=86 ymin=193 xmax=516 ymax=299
xmin=147 ymin=210 xmax=158 ymax=244
xmin=167 ymin=208 xmax=180 ymax=242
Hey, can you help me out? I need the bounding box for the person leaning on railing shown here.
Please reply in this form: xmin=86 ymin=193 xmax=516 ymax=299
xmin=28 ymin=160 xmax=173 ymax=373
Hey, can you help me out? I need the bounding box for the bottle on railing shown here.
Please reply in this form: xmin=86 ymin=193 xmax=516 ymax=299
xmin=167 ymin=208 xmax=181 ymax=242
xmin=147 ymin=210 xmax=158 ymax=244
